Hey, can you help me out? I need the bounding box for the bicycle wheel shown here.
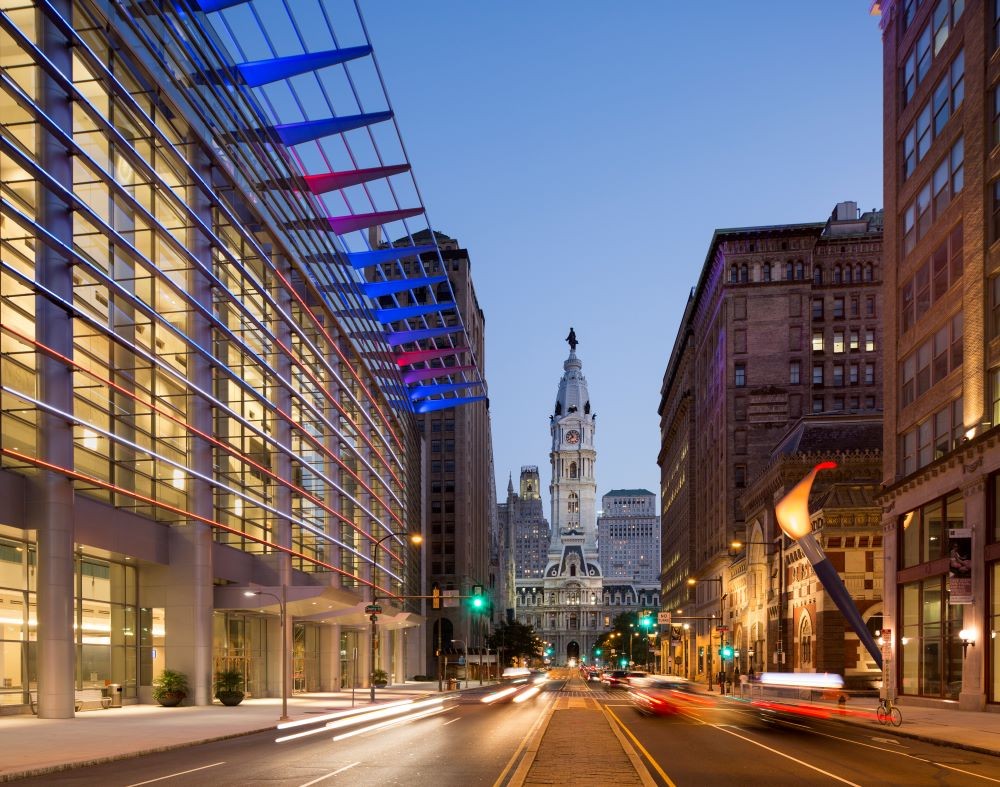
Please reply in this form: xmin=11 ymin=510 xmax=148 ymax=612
xmin=889 ymin=706 xmax=902 ymax=727
xmin=876 ymin=703 xmax=888 ymax=724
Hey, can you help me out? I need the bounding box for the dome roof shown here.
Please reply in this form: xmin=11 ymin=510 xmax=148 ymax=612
xmin=555 ymin=350 xmax=590 ymax=417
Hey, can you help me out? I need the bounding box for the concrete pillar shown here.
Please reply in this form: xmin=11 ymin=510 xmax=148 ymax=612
xmin=165 ymin=147 xmax=214 ymax=705
xmin=270 ymin=255 xmax=293 ymax=703
xmin=32 ymin=0 xmax=76 ymax=719
xmin=960 ymin=474 xmax=988 ymax=711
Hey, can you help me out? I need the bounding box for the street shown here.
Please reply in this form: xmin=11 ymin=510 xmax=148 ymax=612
xmin=14 ymin=671 xmax=1000 ymax=786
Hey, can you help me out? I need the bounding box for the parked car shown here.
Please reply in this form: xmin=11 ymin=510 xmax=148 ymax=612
xmin=629 ymin=676 xmax=695 ymax=716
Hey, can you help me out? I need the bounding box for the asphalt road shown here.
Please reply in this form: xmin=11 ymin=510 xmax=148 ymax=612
xmin=13 ymin=681 xmax=565 ymax=786
xmin=584 ymin=677 xmax=1000 ymax=786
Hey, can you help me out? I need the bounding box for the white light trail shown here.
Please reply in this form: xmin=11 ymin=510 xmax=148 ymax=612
xmin=331 ymin=704 xmax=447 ymax=742
xmin=512 ymin=686 xmax=541 ymax=703
xmin=481 ymin=687 xmax=519 ymax=704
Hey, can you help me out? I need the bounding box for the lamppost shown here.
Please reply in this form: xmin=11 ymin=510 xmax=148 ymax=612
xmin=687 ymin=576 xmax=724 ymax=691
xmin=244 ymin=587 xmax=288 ymax=721
xmin=370 ymin=531 xmax=423 ymax=702
xmin=452 ymin=639 xmax=467 ymax=688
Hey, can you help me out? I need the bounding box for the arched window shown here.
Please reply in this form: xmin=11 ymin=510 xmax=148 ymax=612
xmin=730 ymin=266 xmax=738 ymax=283
xmin=854 ymin=264 xmax=862 ymax=282
xmin=568 ymin=492 xmax=579 ymax=513
xmin=762 ymin=263 xmax=772 ymax=282
xmin=795 ymin=261 xmax=805 ymax=280
xmin=864 ymin=263 xmax=874 ymax=282
xmin=569 ymin=461 xmax=578 ymax=479
xmin=570 ymin=564 xmax=577 ymax=577
xmin=785 ymin=262 xmax=794 ymax=280
xmin=813 ymin=265 xmax=823 ymax=285
xmin=739 ymin=264 xmax=749 ymax=283
xmin=833 ymin=266 xmax=842 ymax=284
xmin=844 ymin=265 xmax=853 ymax=284
xmin=799 ymin=613 xmax=813 ymax=666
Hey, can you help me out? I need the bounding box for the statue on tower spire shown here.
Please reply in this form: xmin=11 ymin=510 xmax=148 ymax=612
xmin=566 ymin=326 xmax=578 ymax=352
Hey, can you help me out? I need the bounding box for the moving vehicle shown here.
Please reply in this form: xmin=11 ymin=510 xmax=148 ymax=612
xmin=604 ymin=669 xmax=629 ymax=688
xmin=629 ymin=676 xmax=695 ymax=716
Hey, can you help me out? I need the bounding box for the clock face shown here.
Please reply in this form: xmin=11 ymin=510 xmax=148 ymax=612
xmin=566 ymin=430 xmax=580 ymax=445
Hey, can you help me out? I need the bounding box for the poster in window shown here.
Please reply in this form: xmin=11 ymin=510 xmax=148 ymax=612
xmin=948 ymin=527 xmax=972 ymax=604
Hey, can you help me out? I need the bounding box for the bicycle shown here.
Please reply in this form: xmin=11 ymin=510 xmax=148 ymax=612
xmin=876 ymin=696 xmax=902 ymax=727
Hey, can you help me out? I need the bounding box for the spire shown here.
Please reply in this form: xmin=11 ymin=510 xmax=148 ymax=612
xmin=507 ymin=473 xmax=514 ymax=495
xmin=554 ymin=331 xmax=589 ymax=418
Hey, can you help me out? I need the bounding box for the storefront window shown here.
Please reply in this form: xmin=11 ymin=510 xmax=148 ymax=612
xmin=901 ymin=492 xmax=963 ymax=568
xmin=899 ymin=576 xmax=963 ymax=699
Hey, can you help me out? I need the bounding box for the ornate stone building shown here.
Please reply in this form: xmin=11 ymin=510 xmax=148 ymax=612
xmin=514 ymin=333 xmax=658 ymax=666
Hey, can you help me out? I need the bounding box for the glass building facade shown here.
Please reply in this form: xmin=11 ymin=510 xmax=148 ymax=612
xmin=1 ymin=0 xmax=479 ymax=715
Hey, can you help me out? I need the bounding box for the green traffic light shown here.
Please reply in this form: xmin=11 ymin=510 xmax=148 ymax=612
xmin=472 ymin=596 xmax=484 ymax=609
xmin=595 ymin=649 xmax=602 ymax=656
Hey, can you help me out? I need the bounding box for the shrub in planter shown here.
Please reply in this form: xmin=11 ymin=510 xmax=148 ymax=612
xmin=152 ymin=669 xmax=188 ymax=707
xmin=214 ymin=667 xmax=246 ymax=706
xmin=372 ymin=668 xmax=389 ymax=688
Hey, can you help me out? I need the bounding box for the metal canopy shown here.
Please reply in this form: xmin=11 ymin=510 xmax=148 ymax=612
xmin=194 ymin=0 xmax=487 ymax=414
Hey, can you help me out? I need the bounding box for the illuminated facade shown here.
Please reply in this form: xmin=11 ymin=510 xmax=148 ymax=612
xmin=598 ymin=489 xmax=660 ymax=585
xmin=0 ymin=0 xmax=484 ymax=716
xmin=874 ymin=0 xmax=1000 ymax=711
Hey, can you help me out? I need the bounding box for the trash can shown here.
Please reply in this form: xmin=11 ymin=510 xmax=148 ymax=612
xmin=447 ymin=678 xmax=457 ymax=691
xmin=109 ymin=684 xmax=122 ymax=708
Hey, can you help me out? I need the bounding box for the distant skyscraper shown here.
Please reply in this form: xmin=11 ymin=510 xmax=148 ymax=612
xmin=598 ymin=490 xmax=660 ymax=584
xmin=500 ymin=467 xmax=551 ymax=581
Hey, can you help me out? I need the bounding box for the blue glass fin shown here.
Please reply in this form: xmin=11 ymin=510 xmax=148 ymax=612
xmin=345 ymin=245 xmax=436 ymax=269
xmin=384 ymin=326 xmax=464 ymax=346
xmin=414 ymin=396 xmax=487 ymax=414
xmin=273 ymin=111 xmax=392 ymax=146
xmin=409 ymin=382 xmax=485 ymax=401
xmin=238 ymin=46 xmax=372 ymax=87
xmin=359 ymin=276 xmax=447 ymax=299
xmin=373 ymin=302 xmax=455 ymax=323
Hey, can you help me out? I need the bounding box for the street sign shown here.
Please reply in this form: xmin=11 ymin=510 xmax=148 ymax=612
xmin=442 ymin=590 xmax=459 ymax=608
xmin=716 ymin=625 xmax=728 ymax=633
xmin=658 ymin=612 xmax=672 ymax=625
xmin=364 ymin=604 xmax=382 ymax=614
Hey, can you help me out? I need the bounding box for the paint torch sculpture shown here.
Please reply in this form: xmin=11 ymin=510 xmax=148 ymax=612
xmin=775 ymin=461 xmax=883 ymax=669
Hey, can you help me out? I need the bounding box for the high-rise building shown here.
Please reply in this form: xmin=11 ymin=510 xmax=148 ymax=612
xmin=0 ymin=0 xmax=485 ymax=716
xmin=873 ymin=0 xmax=1000 ymax=711
xmin=514 ymin=332 xmax=659 ymax=666
xmin=500 ymin=467 xmax=551 ymax=581
xmin=598 ymin=490 xmax=660 ymax=585
xmin=657 ymin=202 xmax=883 ymax=687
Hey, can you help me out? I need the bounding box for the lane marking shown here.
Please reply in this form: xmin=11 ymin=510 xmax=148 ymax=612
xmin=298 ymin=761 xmax=360 ymax=786
xmin=711 ymin=726 xmax=862 ymax=786
xmin=603 ymin=705 xmax=670 ymax=787
xmin=125 ymin=762 xmax=225 ymax=786
xmin=777 ymin=723 xmax=1000 ymax=784
xmin=442 ymin=717 xmax=460 ymax=726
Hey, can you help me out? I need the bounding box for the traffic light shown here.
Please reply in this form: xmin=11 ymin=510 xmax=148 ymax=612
xmin=639 ymin=615 xmax=652 ymax=630
xmin=620 ymin=658 xmax=628 ymax=667
xmin=470 ymin=585 xmax=485 ymax=611
xmin=432 ymin=585 xmax=441 ymax=610
xmin=720 ymin=645 xmax=734 ymax=659
xmin=595 ymin=648 xmax=602 ymax=656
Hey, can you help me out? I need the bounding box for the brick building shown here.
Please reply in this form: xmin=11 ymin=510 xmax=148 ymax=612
xmin=873 ymin=0 xmax=1000 ymax=711
xmin=658 ymin=202 xmax=884 ymax=687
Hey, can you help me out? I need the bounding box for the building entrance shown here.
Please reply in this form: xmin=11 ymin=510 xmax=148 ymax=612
xmin=566 ymin=640 xmax=580 ymax=665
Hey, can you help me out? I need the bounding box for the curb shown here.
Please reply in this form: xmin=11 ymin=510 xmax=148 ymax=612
xmin=506 ymin=698 xmax=557 ymax=787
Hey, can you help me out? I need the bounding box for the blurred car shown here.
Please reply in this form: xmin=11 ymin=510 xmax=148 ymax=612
xmin=623 ymin=671 xmax=648 ymax=687
xmin=629 ymin=676 xmax=695 ymax=716
xmin=588 ymin=669 xmax=604 ymax=682
xmin=605 ymin=669 xmax=629 ymax=688
xmin=501 ymin=667 xmax=531 ymax=683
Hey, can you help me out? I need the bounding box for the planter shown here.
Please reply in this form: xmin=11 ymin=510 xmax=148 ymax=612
xmin=216 ymin=691 xmax=245 ymax=706
xmin=157 ymin=691 xmax=185 ymax=707
xmin=373 ymin=681 xmax=388 ymax=689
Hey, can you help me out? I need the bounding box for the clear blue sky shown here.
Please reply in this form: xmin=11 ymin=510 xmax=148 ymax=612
xmin=360 ymin=1 xmax=885 ymax=502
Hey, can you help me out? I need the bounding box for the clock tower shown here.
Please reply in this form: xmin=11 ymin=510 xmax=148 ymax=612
xmin=548 ymin=329 xmax=600 ymax=564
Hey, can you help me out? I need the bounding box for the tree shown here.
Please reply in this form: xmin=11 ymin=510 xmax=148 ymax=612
xmin=594 ymin=610 xmax=658 ymax=669
xmin=487 ymin=620 xmax=542 ymax=665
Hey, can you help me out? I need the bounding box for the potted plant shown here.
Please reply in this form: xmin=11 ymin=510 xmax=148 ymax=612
xmin=372 ymin=668 xmax=389 ymax=688
xmin=152 ymin=669 xmax=188 ymax=707
xmin=214 ymin=667 xmax=245 ymax=706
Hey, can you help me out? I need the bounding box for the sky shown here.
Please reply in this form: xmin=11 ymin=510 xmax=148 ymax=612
xmin=359 ymin=1 xmax=885 ymax=503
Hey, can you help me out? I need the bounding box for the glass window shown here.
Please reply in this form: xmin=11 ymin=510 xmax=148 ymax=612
xmin=734 ymin=363 xmax=746 ymax=388
xmin=812 ymin=331 xmax=825 ymax=352
xmin=833 ymin=331 xmax=845 ymax=353
xmin=813 ymin=364 xmax=824 ymax=385
xmin=789 ymin=361 xmax=801 ymax=385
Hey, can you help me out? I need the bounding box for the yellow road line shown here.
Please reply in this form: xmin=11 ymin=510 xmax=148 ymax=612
xmin=603 ymin=705 xmax=677 ymax=787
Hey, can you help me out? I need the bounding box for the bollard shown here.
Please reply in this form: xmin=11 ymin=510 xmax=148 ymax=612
xmin=838 ymin=693 xmax=847 ymax=715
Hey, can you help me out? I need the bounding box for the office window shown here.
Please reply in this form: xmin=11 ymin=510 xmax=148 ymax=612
xmin=866 ymin=297 xmax=876 ymax=318
xmin=833 ymin=331 xmax=845 ymax=353
xmin=734 ymin=464 xmax=747 ymax=489
xmin=762 ymin=263 xmax=772 ymax=282
xmin=833 ymin=396 xmax=845 ymax=411
xmin=790 ymin=361 xmax=801 ymax=385
xmin=850 ymin=330 xmax=860 ymax=351
xmin=850 ymin=364 xmax=859 ymax=385
xmin=865 ymin=395 xmax=876 ymax=409
xmin=850 ymin=297 xmax=859 ymax=318
xmin=812 ymin=331 xmax=824 ymax=352
xmin=812 ymin=298 xmax=824 ymax=320
xmin=795 ymin=262 xmax=805 ymax=280
xmin=812 ymin=397 xmax=824 ymax=414
xmin=735 ymin=363 xmax=746 ymax=387
xmin=833 ymin=297 xmax=845 ymax=319
xmin=865 ymin=330 xmax=876 ymax=351
xmin=833 ymin=365 xmax=844 ymax=387
xmin=813 ymin=266 xmax=823 ymax=285
xmin=813 ymin=364 xmax=824 ymax=385
xmin=865 ymin=363 xmax=875 ymax=385
xmin=902 ymin=137 xmax=963 ymax=257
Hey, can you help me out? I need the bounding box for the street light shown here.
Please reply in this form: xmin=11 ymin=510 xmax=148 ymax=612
xmin=370 ymin=531 xmax=423 ymax=702
xmin=245 ymin=587 xmax=288 ymax=721
xmin=687 ymin=576 xmax=725 ymax=691
xmin=452 ymin=639 xmax=467 ymax=688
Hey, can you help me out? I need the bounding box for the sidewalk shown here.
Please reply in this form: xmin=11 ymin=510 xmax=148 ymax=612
xmin=0 ymin=681 xmax=458 ymax=783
